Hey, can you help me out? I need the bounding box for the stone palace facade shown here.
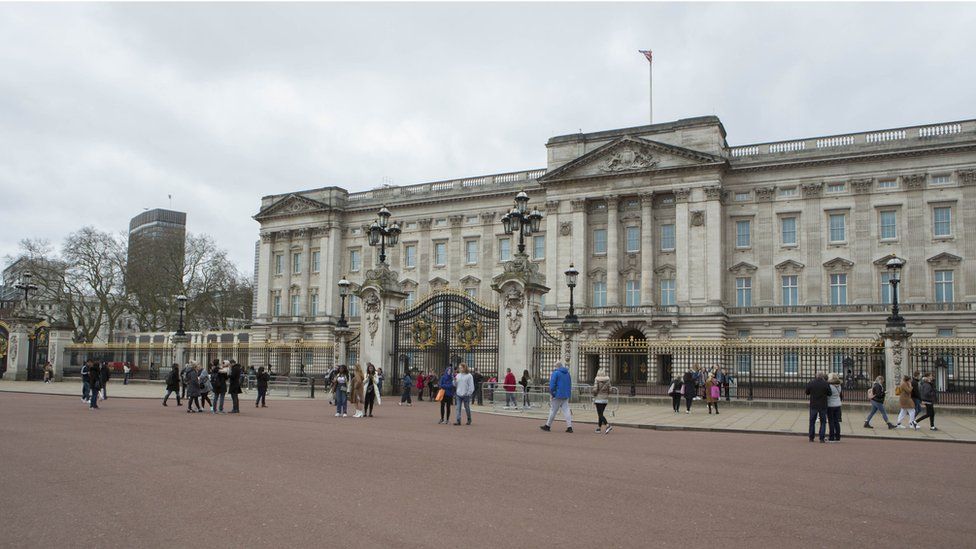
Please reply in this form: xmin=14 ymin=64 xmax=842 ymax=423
xmin=252 ymin=115 xmax=976 ymax=343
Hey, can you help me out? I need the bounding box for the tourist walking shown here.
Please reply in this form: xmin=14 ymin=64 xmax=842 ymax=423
xmin=185 ymin=362 xmax=203 ymax=413
xmin=43 ymin=362 xmax=53 ymax=383
xmin=592 ymin=367 xmax=613 ymax=434
xmin=363 ymin=363 xmax=381 ymax=417
xmin=455 ymin=364 xmax=474 ymax=425
xmin=400 ymin=370 xmax=413 ymax=406
xmin=81 ymin=359 xmax=93 ymax=402
xmin=520 ymin=370 xmax=531 ymax=407
xmin=198 ymin=365 xmax=213 ymax=410
xmin=332 ymin=365 xmax=350 ymax=417
xmin=99 ymin=362 xmax=111 ymax=400
xmin=255 ymin=366 xmax=270 ymax=408
xmin=705 ymin=373 xmax=720 ymax=415
xmin=827 ymin=372 xmax=843 ymax=442
xmin=667 ymin=376 xmax=682 ymax=413
xmin=911 ymin=371 xmax=922 ymax=418
xmin=211 ymin=361 xmax=227 ymax=413
xmin=377 ymin=367 xmax=385 ymax=395
xmin=540 ymin=362 xmax=573 ymax=433
xmin=473 ymin=368 xmax=484 ymax=406
xmin=228 ymin=360 xmax=243 ymax=413
xmin=864 ymin=376 xmax=896 ymax=429
xmin=915 ymin=372 xmax=938 ymax=431
xmin=437 ymin=367 xmax=455 ymax=424
xmin=123 ymin=362 xmax=131 ymax=385
xmin=415 ymin=371 xmax=425 ymax=402
xmin=682 ymin=369 xmax=695 ymax=414
xmin=180 ymin=362 xmax=192 ymax=400
xmin=503 ymin=368 xmax=518 ymax=408
xmin=163 ymin=363 xmax=181 ymax=406
xmin=88 ymin=361 xmax=101 ymax=409
xmin=896 ymin=375 xmax=918 ymax=430
xmin=427 ymin=373 xmax=437 ymax=401
xmin=805 ymin=372 xmax=831 ymax=443
xmin=350 ymin=364 xmax=366 ymax=418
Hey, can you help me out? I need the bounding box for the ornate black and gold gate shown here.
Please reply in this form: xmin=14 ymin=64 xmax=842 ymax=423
xmin=392 ymin=291 xmax=498 ymax=389
xmin=0 ymin=321 xmax=9 ymax=378
xmin=27 ymin=324 xmax=50 ymax=381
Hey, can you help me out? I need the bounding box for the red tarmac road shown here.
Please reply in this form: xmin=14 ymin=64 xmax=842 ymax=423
xmin=1 ymin=393 xmax=975 ymax=548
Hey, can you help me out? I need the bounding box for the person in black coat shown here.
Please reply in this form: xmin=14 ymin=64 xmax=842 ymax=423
xmin=805 ymin=373 xmax=832 ymax=443
xmin=211 ymin=360 xmax=228 ymax=414
xmin=163 ymin=363 xmax=182 ymax=406
xmin=255 ymin=367 xmax=270 ymax=408
xmin=99 ymin=362 xmax=111 ymax=400
xmin=228 ymin=360 xmax=243 ymax=413
xmin=88 ymin=362 xmax=101 ymax=409
xmin=681 ymin=370 xmax=695 ymax=413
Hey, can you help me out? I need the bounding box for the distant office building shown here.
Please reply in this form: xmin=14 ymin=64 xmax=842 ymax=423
xmin=127 ymin=208 xmax=186 ymax=300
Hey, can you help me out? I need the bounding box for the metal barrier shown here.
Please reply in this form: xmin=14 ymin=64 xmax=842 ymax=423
xmin=482 ymin=384 xmax=620 ymax=417
xmin=558 ymin=384 xmax=620 ymax=417
xmin=244 ymin=375 xmax=314 ymax=398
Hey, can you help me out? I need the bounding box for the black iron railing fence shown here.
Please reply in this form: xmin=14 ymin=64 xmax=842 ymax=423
xmin=909 ymin=339 xmax=976 ymax=406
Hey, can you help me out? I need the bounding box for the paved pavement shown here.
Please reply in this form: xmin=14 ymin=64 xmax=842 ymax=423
xmin=1 ymin=392 xmax=975 ymax=548
xmin=5 ymin=379 xmax=975 ymax=443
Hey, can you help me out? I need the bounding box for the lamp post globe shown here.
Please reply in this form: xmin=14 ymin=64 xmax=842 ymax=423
xmin=175 ymin=294 xmax=188 ymax=336
xmin=337 ymin=276 xmax=350 ymax=329
xmin=564 ymin=264 xmax=579 ymax=326
xmin=885 ymin=257 xmax=906 ymax=329
xmin=500 ymin=190 xmax=543 ymax=256
xmin=367 ymin=205 xmax=399 ymax=265
xmin=15 ymin=270 xmax=38 ymax=305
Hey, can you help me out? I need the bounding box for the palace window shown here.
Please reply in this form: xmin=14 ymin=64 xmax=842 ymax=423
xmin=779 ymin=187 xmax=798 ymax=198
xmin=275 ymin=254 xmax=283 ymax=275
xmin=830 ymin=273 xmax=848 ymax=305
xmin=660 ymin=279 xmax=676 ymax=306
xmin=592 ymin=281 xmax=607 ymax=307
xmin=933 ymin=207 xmax=952 ymax=237
xmin=310 ymin=293 xmax=319 ymax=316
xmin=404 ymin=244 xmax=416 ymax=268
xmin=465 ymin=240 xmax=478 ymax=264
xmin=880 ymin=272 xmax=893 ymax=304
xmin=625 ymin=280 xmax=640 ymax=307
xmin=625 ymin=227 xmax=640 ymax=253
xmin=735 ymin=220 xmax=751 ymax=248
xmin=292 ymin=252 xmax=302 ymax=274
xmin=931 ymin=174 xmax=951 ymax=185
xmin=828 ymin=214 xmax=846 ymax=243
xmin=593 ymin=229 xmax=607 ymax=255
xmin=533 ymin=235 xmax=545 ymax=260
xmin=879 ymin=210 xmax=897 ymax=240
xmin=348 ymin=295 xmax=360 ymax=317
xmin=781 ymin=217 xmax=797 ymax=246
xmin=937 ymin=328 xmax=954 ymax=337
xmin=311 ymin=251 xmax=321 ymax=273
xmin=735 ymin=277 xmax=752 ymax=306
xmin=783 ymin=351 xmax=799 ymax=375
xmin=831 ymin=328 xmax=848 ymax=338
xmin=661 ymin=224 xmax=676 ymax=251
xmin=464 ymin=287 xmax=478 ymax=298
xmin=935 ymin=270 xmax=954 ymax=303
xmin=434 ymin=242 xmax=447 ymax=266
xmin=734 ymin=192 xmax=751 ymax=202
xmin=827 ymin=183 xmax=846 ymax=193
xmin=290 ymin=295 xmax=300 ymax=317
xmin=782 ymin=275 xmax=798 ymax=306
xmin=878 ymin=178 xmax=897 ymax=189
xmin=349 ymin=249 xmax=361 ymax=272
xmin=404 ymin=291 xmax=416 ymax=308
xmin=783 ymin=329 xmax=798 ymax=338
xmin=499 ymin=238 xmax=511 ymax=261
xmin=273 ymin=296 xmax=281 ymax=316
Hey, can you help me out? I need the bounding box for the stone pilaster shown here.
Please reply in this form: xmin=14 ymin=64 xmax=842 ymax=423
xmin=881 ymin=327 xmax=912 ymax=409
xmin=2 ymin=317 xmax=37 ymax=380
xmin=298 ymin=228 xmax=311 ymax=317
xmin=48 ymin=326 xmax=73 ymax=381
xmin=606 ymin=196 xmax=620 ymax=306
xmin=570 ymin=198 xmax=587 ymax=307
xmin=639 ymin=192 xmax=655 ymax=305
xmin=358 ymin=263 xmax=406 ymax=373
xmin=256 ymin=232 xmax=273 ymax=320
xmin=492 ymin=253 xmax=550 ymax=380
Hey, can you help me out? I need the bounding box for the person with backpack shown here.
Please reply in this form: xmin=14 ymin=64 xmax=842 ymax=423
xmin=805 ymin=372 xmax=831 ymax=443
xmin=895 ymin=375 xmax=918 ymax=430
xmin=88 ymin=361 xmax=101 ymax=410
xmin=910 ymin=370 xmax=922 ymax=419
xmin=914 ymin=372 xmax=938 ymax=431
xmin=228 ymin=360 xmax=243 ymax=413
xmin=81 ymin=359 xmax=92 ymax=403
xmin=400 ymin=370 xmax=413 ymax=406
xmin=539 ymin=362 xmax=573 ymax=433
xmin=591 ymin=367 xmax=613 ymax=434
xmin=437 ymin=366 xmax=455 ymax=424
xmin=667 ymin=376 xmax=683 ymax=413
xmin=163 ymin=363 xmax=181 ymax=406
xmin=520 ymin=370 xmax=531 ymax=408
xmin=198 ymin=364 xmax=213 ymax=411
xmin=682 ymin=369 xmax=695 ymax=414
xmin=705 ymin=373 xmax=721 ymax=415
xmin=827 ymin=372 xmax=843 ymax=442
xmin=99 ymin=362 xmax=111 ymax=400
xmin=255 ymin=366 xmax=270 ymax=408
xmin=864 ymin=376 xmax=896 ymax=429
xmin=332 ymin=365 xmax=350 ymax=417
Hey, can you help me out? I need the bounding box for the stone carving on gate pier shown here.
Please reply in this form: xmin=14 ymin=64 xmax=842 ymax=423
xmin=689 ymin=210 xmax=705 ymax=227
xmin=504 ymin=288 xmax=525 ymax=345
xmin=364 ymin=292 xmax=381 ymax=344
xmin=559 ymin=222 xmax=572 ymax=236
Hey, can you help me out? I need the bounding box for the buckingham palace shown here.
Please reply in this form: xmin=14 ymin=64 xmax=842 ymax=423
xmin=251 ymin=115 xmax=976 ymax=346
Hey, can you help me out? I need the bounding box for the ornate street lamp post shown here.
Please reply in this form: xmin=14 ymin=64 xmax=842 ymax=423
xmin=885 ymin=257 xmax=906 ymax=329
xmin=564 ymin=264 xmax=579 ymax=326
xmin=14 ymin=271 xmax=38 ymax=307
xmin=175 ymin=295 xmax=188 ymax=336
xmin=367 ymin=206 xmax=401 ymax=265
xmin=500 ymin=190 xmax=543 ymax=255
xmin=337 ymin=276 xmax=350 ymax=329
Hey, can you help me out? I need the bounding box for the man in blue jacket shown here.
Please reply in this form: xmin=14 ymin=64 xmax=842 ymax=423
xmin=540 ymin=362 xmax=573 ymax=433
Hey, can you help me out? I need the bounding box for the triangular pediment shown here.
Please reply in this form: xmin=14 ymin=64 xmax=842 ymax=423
xmin=823 ymin=257 xmax=854 ymax=270
xmin=254 ymin=194 xmax=331 ymax=221
xmin=428 ymin=276 xmax=449 ymax=287
xmin=728 ymin=261 xmax=758 ymax=274
xmin=459 ymin=275 xmax=481 ymax=285
xmin=872 ymin=253 xmax=899 ymax=266
xmin=775 ymin=259 xmax=806 ymax=271
xmin=927 ymin=252 xmax=962 ymax=266
xmin=538 ymin=136 xmax=726 ymax=184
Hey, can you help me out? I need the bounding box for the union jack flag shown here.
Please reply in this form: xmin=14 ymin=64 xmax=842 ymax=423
xmin=639 ymin=49 xmax=653 ymax=63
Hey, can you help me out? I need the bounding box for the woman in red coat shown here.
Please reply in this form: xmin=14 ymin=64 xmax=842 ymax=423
xmin=416 ymin=372 xmax=426 ymax=401
xmin=503 ymin=368 xmax=518 ymax=408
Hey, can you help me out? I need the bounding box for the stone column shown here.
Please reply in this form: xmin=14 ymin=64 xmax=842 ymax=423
xmin=334 ymin=326 xmax=351 ymax=365
xmin=703 ymin=186 xmax=724 ymax=305
xmin=448 ymin=215 xmax=464 ymax=285
xmin=171 ymin=333 xmax=190 ymax=368
xmin=639 ymin=192 xmax=655 ymax=305
xmin=256 ymin=232 xmax=273 ymax=320
xmin=492 ymin=253 xmax=550 ymax=380
xmin=3 ymin=317 xmax=37 ymax=380
xmin=881 ymin=327 xmax=912 ymax=409
xmin=358 ymin=264 xmax=406 ymax=373
xmin=321 ymin=223 xmax=341 ymax=317
xmin=570 ymin=198 xmax=588 ymax=307
xmin=606 ymin=196 xmax=620 ymax=306
xmin=48 ymin=325 xmax=74 ymax=381
xmin=298 ymin=228 xmax=311 ymax=317
xmin=418 ymin=218 xmax=433 ymax=296
xmin=560 ymin=321 xmax=581 ymax=385
xmin=544 ymin=200 xmax=560 ymax=312
xmin=283 ymin=230 xmax=294 ymax=317
xmin=674 ymin=188 xmax=691 ymax=304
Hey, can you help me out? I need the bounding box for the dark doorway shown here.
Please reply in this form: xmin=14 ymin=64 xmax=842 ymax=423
xmin=657 ymin=354 xmax=673 ymax=385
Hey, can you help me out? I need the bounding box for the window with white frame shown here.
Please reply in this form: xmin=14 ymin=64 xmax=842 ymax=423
xmin=735 ymin=277 xmax=752 ymax=306
xmin=935 ymin=270 xmax=954 ymax=302
xmin=434 ymin=219 xmax=447 ymax=227
xmin=349 ymin=249 xmax=361 ymax=272
xmin=464 ymin=287 xmax=478 ymax=298
xmin=499 ymin=238 xmax=511 ymax=261
xmin=591 ymin=281 xmax=607 ymax=307
xmin=290 ymin=295 xmax=300 ymax=316
xmin=828 ymin=213 xmax=846 ymax=243
xmin=625 ymin=227 xmax=640 ymax=253
xmin=781 ymin=217 xmax=797 ymax=246
xmin=533 ymin=235 xmax=545 ymax=260
xmin=880 ymin=272 xmax=893 ymax=304
xmin=831 ymin=352 xmax=845 ymax=373
xmin=737 ymin=329 xmax=750 ymax=338
xmin=735 ymin=220 xmax=751 ymax=248
xmin=879 ymin=210 xmax=897 ymax=240
xmin=736 ymin=352 xmax=752 ymax=374
xmin=933 ymin=206 xmax=952 ymax=237
xmin=311 ymin=251 xmax=321 ymax=273
xmin=831 ymin=328 xmax=848 ymax=338
xmin=465 ymin=240 xmax=478 ymax=264
xmin=404 ymin=244 xmax=416 ymax=268
xmin=593 ymin=229 xmax=607 ymax=255
xmin=292 ymin=252 xmax=302 ymax=274
xmin=405 ymin=222 xmax=417 ymax=230
xmin=660 ymin=279 xmax=676 ymax=306
xmin=466 ymin=215 xmax=479 ymax=224
xmin=625 ymin=280 xmax=640 ymax=306
xmin=878 ymin=178 xmax=897 ymax=189
xmin=830 ymin=273 xmax=848 ymax=305
xmin=310 ymin=293 xmax=319 ymax=316
xmin=937 ymin=328 xmax=954 ymax=337
xmin=734 ymin=192 xmax=751 ymax=202
xmin=275 ymin=254 xmax=283 ymax=275
xmin=273 ymin=295 xmax=281 ymax=316
xmin=348 ymin=295 xmax=360 ymax=317
xmin=931 ymin=174 xmax=951 ymax=185
xmin=783 ymin=350 xmax=799 ymax=375
xmin=827 ymin=183 xmax=846 ymax=193
xmin=405 ymin=291 xmax=416 ymax=308
xmin=782 ymin=275 xmax=798 ymax=306
xmin=783 ymin=328 xmax=798 ymax=338
xmin=779 ymin=187 xmax=798 ymax=198
xmin=661 ymin=224 xmax=675 ymax=251
xmin=434 ymin=242 xmax=447 ymax=266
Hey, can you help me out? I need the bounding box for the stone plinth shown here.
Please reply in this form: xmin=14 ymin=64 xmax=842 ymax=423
xmin=881 ymin=327 xmax=912 ymax=408
xmin=358 ymin=263 xmax=406 ymax=372
xmin=492 ymin=253 xmax=550 ymax=380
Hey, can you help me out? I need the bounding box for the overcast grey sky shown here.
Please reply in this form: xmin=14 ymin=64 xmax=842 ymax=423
xmin=2 ymin=2 xmax=975 ymax=274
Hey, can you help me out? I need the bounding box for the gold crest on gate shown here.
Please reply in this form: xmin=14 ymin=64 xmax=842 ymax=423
xmin=454 ymin=315 xmax=483 ymax=351
xmin=412 ymin=317 xmax=437 ymax=350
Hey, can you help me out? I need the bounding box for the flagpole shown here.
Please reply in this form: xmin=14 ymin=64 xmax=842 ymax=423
xmin=648 ymin=55 xmax=653 ymax=124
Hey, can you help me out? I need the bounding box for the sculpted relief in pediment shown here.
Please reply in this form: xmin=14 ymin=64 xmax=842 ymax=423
xmin=599 ymin=145 xmax=659 ymax=173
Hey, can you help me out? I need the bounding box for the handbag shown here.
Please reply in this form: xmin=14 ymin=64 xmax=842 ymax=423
xmin=435 ymin=388 xmax=446 ymax=402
